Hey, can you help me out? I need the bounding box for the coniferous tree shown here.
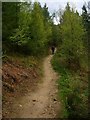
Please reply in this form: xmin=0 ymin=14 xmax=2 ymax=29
xmin=60 ymin=3 xmax=85 ymax=68
xmin=2 ymin=2 xmax=20 ymax=52
xmin=82 ymin=2 xmax=90 ymax=49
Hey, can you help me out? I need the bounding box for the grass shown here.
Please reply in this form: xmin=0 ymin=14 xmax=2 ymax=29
xmin=51 ymin=52 xmax=88 ymax=118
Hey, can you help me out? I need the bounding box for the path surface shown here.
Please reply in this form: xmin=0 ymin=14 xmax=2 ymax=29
xmin=9 ymin=55 xmax=61 ymax=118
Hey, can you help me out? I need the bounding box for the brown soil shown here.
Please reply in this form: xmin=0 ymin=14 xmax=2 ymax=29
xmin=2 ymin=55 xmax=61 ymax=118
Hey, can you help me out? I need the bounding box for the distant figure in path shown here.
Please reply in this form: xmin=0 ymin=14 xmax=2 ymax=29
xmin=51 ymin=46 xmax=55 ymax=54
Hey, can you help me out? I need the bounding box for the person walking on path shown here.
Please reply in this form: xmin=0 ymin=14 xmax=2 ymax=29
xmin=51 ymin=46 xmax=55 ymax=54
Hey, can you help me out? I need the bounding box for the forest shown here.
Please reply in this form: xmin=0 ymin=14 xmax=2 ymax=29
xmin=2 ymin=0 xmax=89 ymax=119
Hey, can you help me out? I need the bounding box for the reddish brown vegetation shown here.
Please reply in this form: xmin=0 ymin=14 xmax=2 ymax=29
xmin=2 ymin=57 xmax=40 ymax=117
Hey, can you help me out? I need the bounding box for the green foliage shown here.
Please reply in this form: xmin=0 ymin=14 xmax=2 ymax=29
xmin=51 ymin=52 xmax=88 ymax=118
xmin=9 ymin=2 xmax=32 ymax=54
xmin=60 ymin=3 xmax=86 ymax=69
xmin=42 ymin=4 xmax=52 ymax=46
xmin=51 ymin=3 xmax=88 ymax=118
xmin=82 ymin=3 xmax=90 ymax=54
xmin=2 ymin=1 xmax=53 ymax=56
xmin=2 ymin=2 xmax=20 ymax=53
xmin=29 ymin=2 xmax=47 ymax=55
xmin=2 ymin=2 xmax=20 ymax=41
xmin=51 ymin=24 xmax=61 ymax=46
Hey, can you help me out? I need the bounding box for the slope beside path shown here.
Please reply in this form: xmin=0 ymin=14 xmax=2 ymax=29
xmin=4 ymin=55 xmax=61 ymax=118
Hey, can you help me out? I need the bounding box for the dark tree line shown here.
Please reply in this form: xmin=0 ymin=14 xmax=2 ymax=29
xmin=82 ymin=2 xmax=90 ymax=55
xmin=2 ymin=1 xmax=90 ymax=58
xmin=2 ymin=2 xmax=55 ymax=55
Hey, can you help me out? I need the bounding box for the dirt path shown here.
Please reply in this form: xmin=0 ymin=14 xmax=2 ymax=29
xmin=9 ymin=55 xmax=61 ymax=118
